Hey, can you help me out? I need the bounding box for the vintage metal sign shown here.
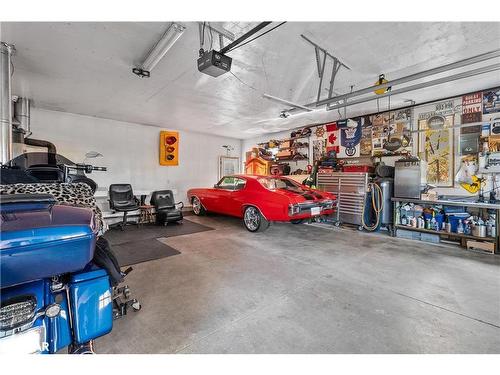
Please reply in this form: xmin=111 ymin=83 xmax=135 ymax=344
xmin=461 ymin=92 xmax=482 ymax=124
xmin=418 ymin=100 xmax=460 ymax=120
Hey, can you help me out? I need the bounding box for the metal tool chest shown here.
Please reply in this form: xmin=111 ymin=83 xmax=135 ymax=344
xmin=317 ymin=172 xmax=369 ymax=228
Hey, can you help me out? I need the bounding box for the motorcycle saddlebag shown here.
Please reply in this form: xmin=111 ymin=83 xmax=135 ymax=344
xmin=0 ymin=195 xmax=97 ymax=287
xmin=69 ymin=267 xmax=113 ymax=344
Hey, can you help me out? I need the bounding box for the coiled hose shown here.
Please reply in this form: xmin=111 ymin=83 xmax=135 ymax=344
xmin=361 ymin=182 xmax=384 ymax=231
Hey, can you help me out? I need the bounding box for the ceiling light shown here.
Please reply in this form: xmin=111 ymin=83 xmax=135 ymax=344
xmin=133 ymin=23 xmax=186 ymax=78
xmin=262 ymin=94 xmax=313 ymax=112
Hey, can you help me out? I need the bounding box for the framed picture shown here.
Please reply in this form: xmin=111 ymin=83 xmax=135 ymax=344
xmin=418 ymin=115 xmax=455 ymax=187
xmin=219 ymin=156 xmax=240 ymax=180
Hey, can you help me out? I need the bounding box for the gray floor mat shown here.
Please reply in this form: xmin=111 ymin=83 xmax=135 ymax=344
xmin=104 ymin=219 xmax=214 ymax=246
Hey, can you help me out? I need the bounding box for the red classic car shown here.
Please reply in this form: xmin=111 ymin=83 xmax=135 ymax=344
xmin=187 ymin=175 xmax=336 ymax=232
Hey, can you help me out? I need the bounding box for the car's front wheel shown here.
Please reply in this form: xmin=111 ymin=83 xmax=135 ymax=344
xmin=192 ymin=197 xmax=206 ymax=216
xmin=243 ymin=206 xmax=269 ymax=232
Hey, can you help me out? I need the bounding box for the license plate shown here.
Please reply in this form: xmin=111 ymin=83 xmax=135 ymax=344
xmin=0 ymin=326 xmax=45 ymax=354
xmin=311 ymin=207 xmax=321 ymax=216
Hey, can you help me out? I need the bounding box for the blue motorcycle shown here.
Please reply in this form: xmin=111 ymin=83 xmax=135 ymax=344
xmin=0 ymin=153 xmax=140 ymax=354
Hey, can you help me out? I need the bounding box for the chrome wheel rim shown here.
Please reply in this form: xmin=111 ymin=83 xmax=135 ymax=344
xmin=244 ymin=207 xmax=260 ymax=231
xmin=193 ymin=197 xmax=201 ymax=215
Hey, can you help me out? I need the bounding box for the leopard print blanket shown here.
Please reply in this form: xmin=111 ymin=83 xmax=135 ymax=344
xmin=0 ymin=182 xmax=107 ymax=234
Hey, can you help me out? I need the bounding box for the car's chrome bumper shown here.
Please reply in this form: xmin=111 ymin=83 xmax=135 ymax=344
xmin=288 ymin=199 xmax=335 ymax=216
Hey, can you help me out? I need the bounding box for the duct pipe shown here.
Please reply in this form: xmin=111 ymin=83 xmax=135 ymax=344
xmin=24 ymin=138 xmax=57 ymax=165
xmin=325 ymin=63 xmax=500 ymax=111
xmin=24 ymin=138 xmax=57 ymax=154
xmin=14 ymin=97 xmax=31 ymax=134
xmin=0 ymin=42 xmax=14 ymax=165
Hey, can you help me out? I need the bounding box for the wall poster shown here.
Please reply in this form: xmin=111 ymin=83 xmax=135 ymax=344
xmin=312 ymin=139 xmax=326 ymax=163
xmin=337 ymin=119 xmax=361 ymax=158
xmin=359 ymin=115 xmax=373 ymax=157
xmin=482 ymin=87 xmax=500 ymax=116
xmin=325 ymin=122 xmax=339 ymax=154
xmin=370 ymin=108 xmax=412 ymax=156
xmin=418 ymin=115 xmax=455 ymax=187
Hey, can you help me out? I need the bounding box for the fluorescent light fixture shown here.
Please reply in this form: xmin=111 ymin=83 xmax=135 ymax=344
xmin=133 ymin=22 xmax=186 ymax=78
xmin=262 ymin=94 xmax=313 ymax=112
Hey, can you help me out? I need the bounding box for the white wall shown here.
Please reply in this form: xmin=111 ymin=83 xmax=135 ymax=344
xmin=27 ymin=108 xmax=242 ymax=205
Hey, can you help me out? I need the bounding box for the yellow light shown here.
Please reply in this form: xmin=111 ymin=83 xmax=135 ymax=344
xmin=374 ymin=74 xmax=390 ymax=95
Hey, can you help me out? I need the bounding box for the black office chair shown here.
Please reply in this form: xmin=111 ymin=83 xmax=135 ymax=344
xmin=108 ymin=184 xmax=140 ymax=230
xmin=150 ymin=190 xmax=184 ymax=226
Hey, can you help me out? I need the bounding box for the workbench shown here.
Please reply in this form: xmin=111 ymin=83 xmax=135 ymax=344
xmin=391 ymin=197 xmax=500 ymax=254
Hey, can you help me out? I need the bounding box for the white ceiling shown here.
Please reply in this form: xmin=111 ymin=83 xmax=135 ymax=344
xmin=1 ymin=22 xmax=500 ymax=139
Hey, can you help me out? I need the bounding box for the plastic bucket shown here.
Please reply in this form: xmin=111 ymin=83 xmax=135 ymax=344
xmin=448 ymin=216 xmax=460 ymax=232
xmin=435 ymin=214 xmax=445 ymax=228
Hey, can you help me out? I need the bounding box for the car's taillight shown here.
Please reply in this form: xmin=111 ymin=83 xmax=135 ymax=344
xmin=288 ymin=204 xmax=300 ymax=216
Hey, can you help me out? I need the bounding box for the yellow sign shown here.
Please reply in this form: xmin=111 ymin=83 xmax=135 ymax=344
xmin=159 ymin=131 xmax=179 ymax=166
xmin=460 ymin=175 xmax=483 ymax=194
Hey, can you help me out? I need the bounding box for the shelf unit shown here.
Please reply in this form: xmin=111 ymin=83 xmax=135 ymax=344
xmin=258 ymin=135 xmax=310 ymax=165
xmin=394 ymin=225 xmax=495 ymax=242
xmin=278 ymin=145 xmax=309 ymax=151
xmin=258 ymin=135 xmax=310 ymax=145
xmin=392 ymin=197 xmax=500 ymax=254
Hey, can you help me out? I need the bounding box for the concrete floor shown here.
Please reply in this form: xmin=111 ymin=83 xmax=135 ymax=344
xmin=97 ymin=214 xmax=500 ymax=354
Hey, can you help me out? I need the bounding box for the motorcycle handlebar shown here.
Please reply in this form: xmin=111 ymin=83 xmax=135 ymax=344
xmin=70 ymin=164 xmax=107 ymax=172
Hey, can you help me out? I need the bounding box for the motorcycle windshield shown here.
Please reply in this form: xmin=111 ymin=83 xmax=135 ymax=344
xmin=7 ymin=152 xmax=76 ymax=169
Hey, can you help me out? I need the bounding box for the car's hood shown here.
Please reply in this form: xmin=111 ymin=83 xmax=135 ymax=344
xmin=273 ymin=187 xmax=333 ymax=203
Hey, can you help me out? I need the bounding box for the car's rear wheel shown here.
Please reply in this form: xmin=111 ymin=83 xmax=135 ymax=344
xmin=243 ymin=206 xmax=269 ymax=232
xmin=192 ymin=197 xmax=206 ymax=216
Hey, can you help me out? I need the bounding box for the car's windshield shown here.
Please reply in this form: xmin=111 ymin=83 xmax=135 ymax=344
xmin=258 ymin=177 xmax=301 ymax=190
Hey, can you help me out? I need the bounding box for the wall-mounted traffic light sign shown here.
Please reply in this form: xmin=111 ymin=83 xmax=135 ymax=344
xmin=159 ymin=131 xmax=179 ymax=166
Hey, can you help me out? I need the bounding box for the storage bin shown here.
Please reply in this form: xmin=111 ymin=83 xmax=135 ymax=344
xmin=443 ymin=205 xmax=466 ymax=214
xmin=435 ymin=213 xmax=445 ymax=227
xmin=448 ymin=213 xmax=470 ymax=232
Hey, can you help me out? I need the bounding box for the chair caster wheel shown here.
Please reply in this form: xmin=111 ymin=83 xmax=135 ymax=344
xmin=334 ymin=222 xmax=340 ymax=227
xmin=123 ymin=287 xmax=131 ymax=299
xmin=132 ymin=300 xmax=141 ymax=311
xmin=357 ymin=225 xmax=364 ymax=231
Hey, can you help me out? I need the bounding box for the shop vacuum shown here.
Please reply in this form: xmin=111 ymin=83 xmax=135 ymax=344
xmin=362 ymin=163 xmax=395 ymax=234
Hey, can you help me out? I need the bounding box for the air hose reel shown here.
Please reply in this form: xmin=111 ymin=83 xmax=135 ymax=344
xmin=361 ymin=182 xmax=384 ymax=232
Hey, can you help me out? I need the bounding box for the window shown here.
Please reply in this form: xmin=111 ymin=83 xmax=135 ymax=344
xmin=258 ymin=177 xmax=300 ymax=190
xmin=234 ymin=178 xmax=246 ymax=191
xmin=216 ymin=177 xmax=246 ymax=191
